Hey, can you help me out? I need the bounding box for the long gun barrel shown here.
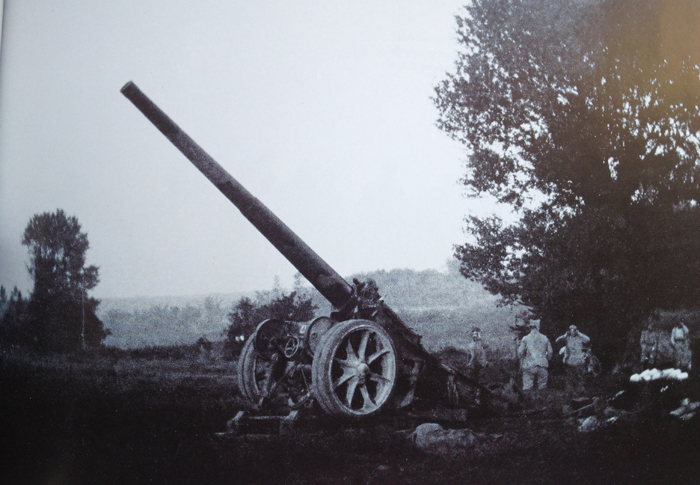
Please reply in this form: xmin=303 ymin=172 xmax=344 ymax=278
xmin=122 ymin=81 xmax=506 ymax=418
xmin=121 ymin=81 xmax=354 ymax=308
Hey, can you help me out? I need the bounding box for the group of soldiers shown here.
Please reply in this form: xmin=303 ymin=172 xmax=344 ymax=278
xmin=461 ymin=319 xmax=600 ymax=393
xmin=516 ymin=320 xmax=597 ymax=392
xmin=462 ymin=316 xmax=693 ymax=393
xmin=640 ymin=319 xmax=692 ymax=371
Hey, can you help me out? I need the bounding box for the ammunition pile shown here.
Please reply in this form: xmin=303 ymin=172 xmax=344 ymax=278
xmin=629 ymin=368 xmax=689 ymax=382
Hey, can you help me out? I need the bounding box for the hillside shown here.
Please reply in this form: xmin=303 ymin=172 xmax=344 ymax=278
xmin=312 ymin=268 xmax=521 ymax=352
xmin=98 ymin=269 xmax=521 ymax=352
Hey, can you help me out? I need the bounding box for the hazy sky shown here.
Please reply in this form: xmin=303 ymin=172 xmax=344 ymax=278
xmin=0 ymin=0 xmax=502 ymax=299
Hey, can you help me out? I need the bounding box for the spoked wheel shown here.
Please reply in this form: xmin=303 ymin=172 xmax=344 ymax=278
xmin=237 ymin=334 xmax=312 ymax=411
xmin=312 ymin=320 xmax=397 ymax=417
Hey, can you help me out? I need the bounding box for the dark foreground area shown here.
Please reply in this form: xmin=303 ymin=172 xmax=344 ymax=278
xmin=2 ymin=353 xmax=700 ymax=484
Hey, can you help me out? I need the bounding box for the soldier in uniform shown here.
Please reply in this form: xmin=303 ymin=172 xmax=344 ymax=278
xmin=517 ymin=320 xmax=553 ymax=391
xmin=584 ymin=348 xmax=601 ymax=377
xmin=466 ymin=327 xmax=488 ymax=381
xmin=556 ymin=325 xmax=591 ymax=393
xmin=671 ymin=320 xmax=692 ymax=371
xmin=640 ymin=322 xmax=658 ymax=370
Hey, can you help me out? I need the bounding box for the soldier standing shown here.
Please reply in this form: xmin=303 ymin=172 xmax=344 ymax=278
xmin=671 ymin=320 xmax=692 ymax=371
xmin=467 ymin=327 xmax=488 ymax=381
xmin=517 ymin=320 xmax=553 ymax=391
xmin=640 ymin=322 xmax=658 ymax=369
xmin=584 ymin=348 xmax=601 ymax=377
xmin=556 ymin=325 xmax=591 ymax=393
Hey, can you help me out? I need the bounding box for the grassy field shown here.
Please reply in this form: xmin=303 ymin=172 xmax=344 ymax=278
xmin=397 ymin=304 xmax=518 ymax=353
xmin=2 ymin=348 xmax=700 ymax=484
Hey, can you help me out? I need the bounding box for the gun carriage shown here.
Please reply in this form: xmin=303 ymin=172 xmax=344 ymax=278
xmin=121 ymin=82 xmax=494 ymax=420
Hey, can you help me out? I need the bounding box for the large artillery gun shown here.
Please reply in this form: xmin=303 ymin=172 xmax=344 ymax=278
xmin=121 ymin=81 xmax=499 ymax=420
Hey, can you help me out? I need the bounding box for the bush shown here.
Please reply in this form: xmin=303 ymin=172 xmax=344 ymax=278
xmin=223 ymin=288 xmax=317 ymax=360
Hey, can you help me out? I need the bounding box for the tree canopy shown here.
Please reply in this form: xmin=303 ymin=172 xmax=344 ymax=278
xmin=22 ymin=209 xmax=107 ymax=352
xmin=434 ymin=0 xmax=700 ymax=354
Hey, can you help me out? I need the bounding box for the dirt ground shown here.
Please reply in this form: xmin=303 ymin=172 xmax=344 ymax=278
xmin=2 ymin=353 xmax=700 ymax=484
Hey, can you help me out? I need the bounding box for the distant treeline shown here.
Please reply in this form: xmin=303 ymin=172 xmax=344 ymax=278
xmin=96 ymin=341 xmax=219 ymax=361
xmin=102 ymin=296 xmax=229 ymax=349
xmin=99 ymin=267 xmax=513 ymax=351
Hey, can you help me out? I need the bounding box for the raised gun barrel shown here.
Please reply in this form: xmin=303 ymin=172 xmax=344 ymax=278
xmin=121 ymin=81 xmax=354 ymax=309
xmin=122 ymin=81 xmax=502 ymax=419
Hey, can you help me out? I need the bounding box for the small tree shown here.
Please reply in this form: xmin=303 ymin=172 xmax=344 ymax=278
xmin=223 ymin=280 xmax=317 ymax=359
xmin=0 ymin=286 xmax=7 ymax=317
xmin=0 ymin=286 xmax=30 ymax=348
xmin=224 ymin=297 xmax=258 ymax=356
xmin=22 ymin=209 xmax=107 ymax=352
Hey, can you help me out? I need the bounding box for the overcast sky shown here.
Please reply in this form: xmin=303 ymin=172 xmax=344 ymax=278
xmin=0 ymin=0 xmax=503 ymax=299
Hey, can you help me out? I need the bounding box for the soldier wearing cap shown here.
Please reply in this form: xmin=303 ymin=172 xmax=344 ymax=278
xmin=466 ymin=327 xmax=488 ymax=381
xmin=671 ymin=320 xmax=692 ymax=371
xmin=517 ymin=320 xmax=553 ymax=391
xmin=556 ymin=325 xmax=591 ymax=393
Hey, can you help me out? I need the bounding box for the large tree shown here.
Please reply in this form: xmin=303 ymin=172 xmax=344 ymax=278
xmin=434 ymin=0 xmax=700 ymax=357
xmin=22 ymin=209 xmax=107 ymax=352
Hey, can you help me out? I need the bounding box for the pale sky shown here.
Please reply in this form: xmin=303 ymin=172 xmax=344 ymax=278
xmin=0 ymin=0 xmax=501 ymax=299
